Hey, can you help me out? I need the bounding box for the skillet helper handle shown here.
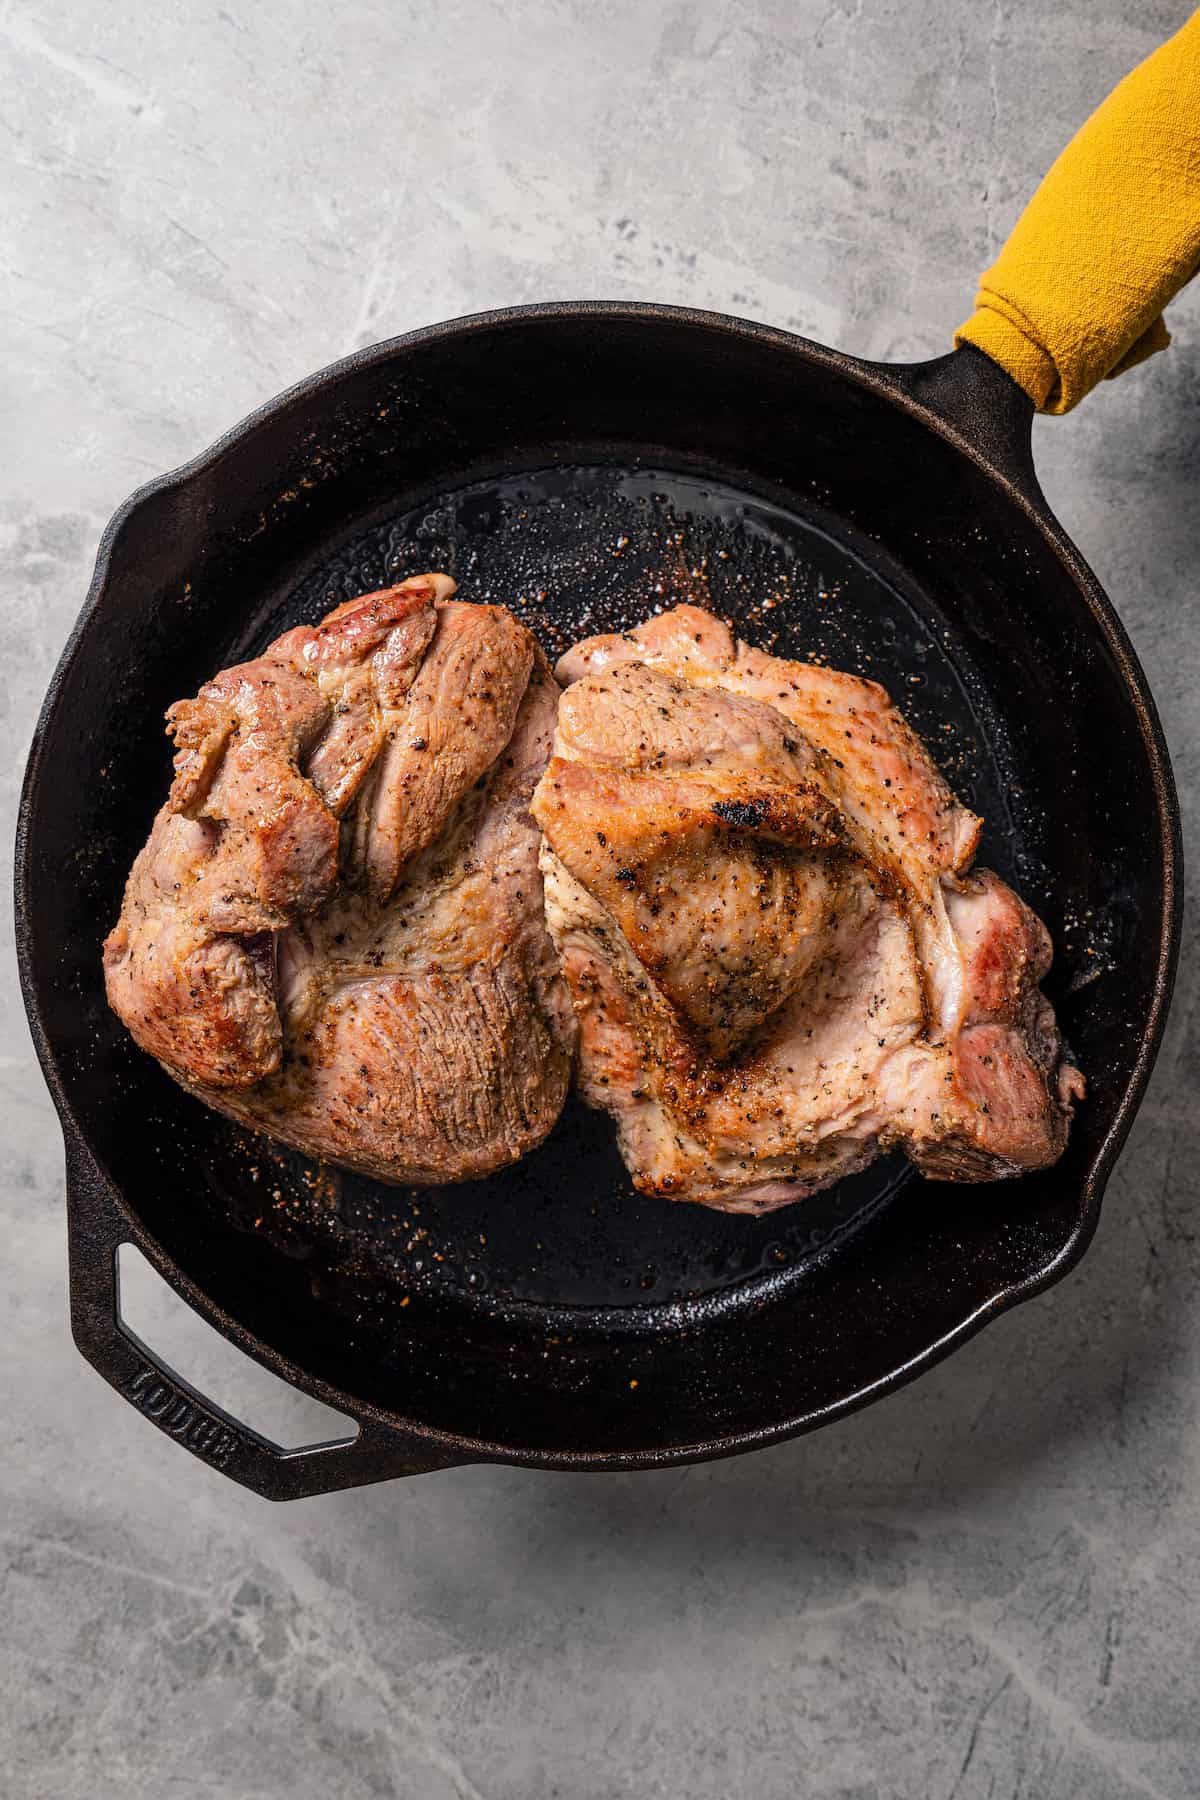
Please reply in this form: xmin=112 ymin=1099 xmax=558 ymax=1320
xmin=955 ymin=10 xmax=1200 ymax=414
xmin=65 ymin=1141 xmax=462 ymax=1500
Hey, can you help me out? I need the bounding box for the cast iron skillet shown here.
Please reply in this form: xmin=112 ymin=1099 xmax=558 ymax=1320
xmin=15 ymin=305 xmax=1181 ymax=1497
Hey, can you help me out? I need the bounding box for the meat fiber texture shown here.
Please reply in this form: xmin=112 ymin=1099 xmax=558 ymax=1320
xmin=104 ymin=575 xmax=577 ymax=1185
xmin=532 ymin=604 xmax=1084 ymax=1214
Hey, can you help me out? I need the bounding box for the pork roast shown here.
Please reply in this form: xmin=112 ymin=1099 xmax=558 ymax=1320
xmin=104 ymin=575 xmax=577 ymax=1184
xmin=532 ymin=604 xmax=1083 ymax=1213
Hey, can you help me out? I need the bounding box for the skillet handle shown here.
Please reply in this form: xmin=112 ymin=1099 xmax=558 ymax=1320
xmin=882 ymin=345 xmax=1038 ymax=497
xmin=65 ymin=1141 xmax=465 ymax=1500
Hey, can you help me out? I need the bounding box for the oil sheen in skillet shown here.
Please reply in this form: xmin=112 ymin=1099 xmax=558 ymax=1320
xmin=182 ymin=463 xmax=1067 ymax=1314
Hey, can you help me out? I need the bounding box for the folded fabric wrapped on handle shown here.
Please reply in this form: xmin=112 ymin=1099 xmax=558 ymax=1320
xmin=956 ymin=10 xmax=1200 ymax=413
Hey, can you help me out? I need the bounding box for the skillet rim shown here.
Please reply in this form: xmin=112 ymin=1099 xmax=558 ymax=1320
xmin=14 ymin=300 xmax=1184 ymax=1471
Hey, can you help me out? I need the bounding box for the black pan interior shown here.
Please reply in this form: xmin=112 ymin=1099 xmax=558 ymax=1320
xmin=23 ymin=314 xmax=1167 ymax=1457
xmin=208 ymin=461 xmax=1038 ymax=1315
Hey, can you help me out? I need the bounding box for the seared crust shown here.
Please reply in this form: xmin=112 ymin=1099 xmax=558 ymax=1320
xmin=537 ymin=605 xmax=1082 ymax=1212
xmin=104 ymin=576 xmax=577 ymax=1182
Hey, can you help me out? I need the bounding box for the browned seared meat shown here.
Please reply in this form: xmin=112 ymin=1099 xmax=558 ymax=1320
xmin=534 ymin=605 xmax=1082 ymax=1213
xmin=104 ymin=576 xmax=577 ymax=1184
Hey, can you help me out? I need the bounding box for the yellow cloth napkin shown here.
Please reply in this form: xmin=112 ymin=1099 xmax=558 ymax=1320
xmin=956 ymin=10 xmax=1200 ymax=413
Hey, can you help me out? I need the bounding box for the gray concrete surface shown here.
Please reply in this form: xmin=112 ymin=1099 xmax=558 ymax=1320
xmin=5 ymin=2 xmax=1200 ymax=1795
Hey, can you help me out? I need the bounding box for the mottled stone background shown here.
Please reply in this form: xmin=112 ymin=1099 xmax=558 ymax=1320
xmin=5 ymin=3 xmax=1200 ymax=1796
